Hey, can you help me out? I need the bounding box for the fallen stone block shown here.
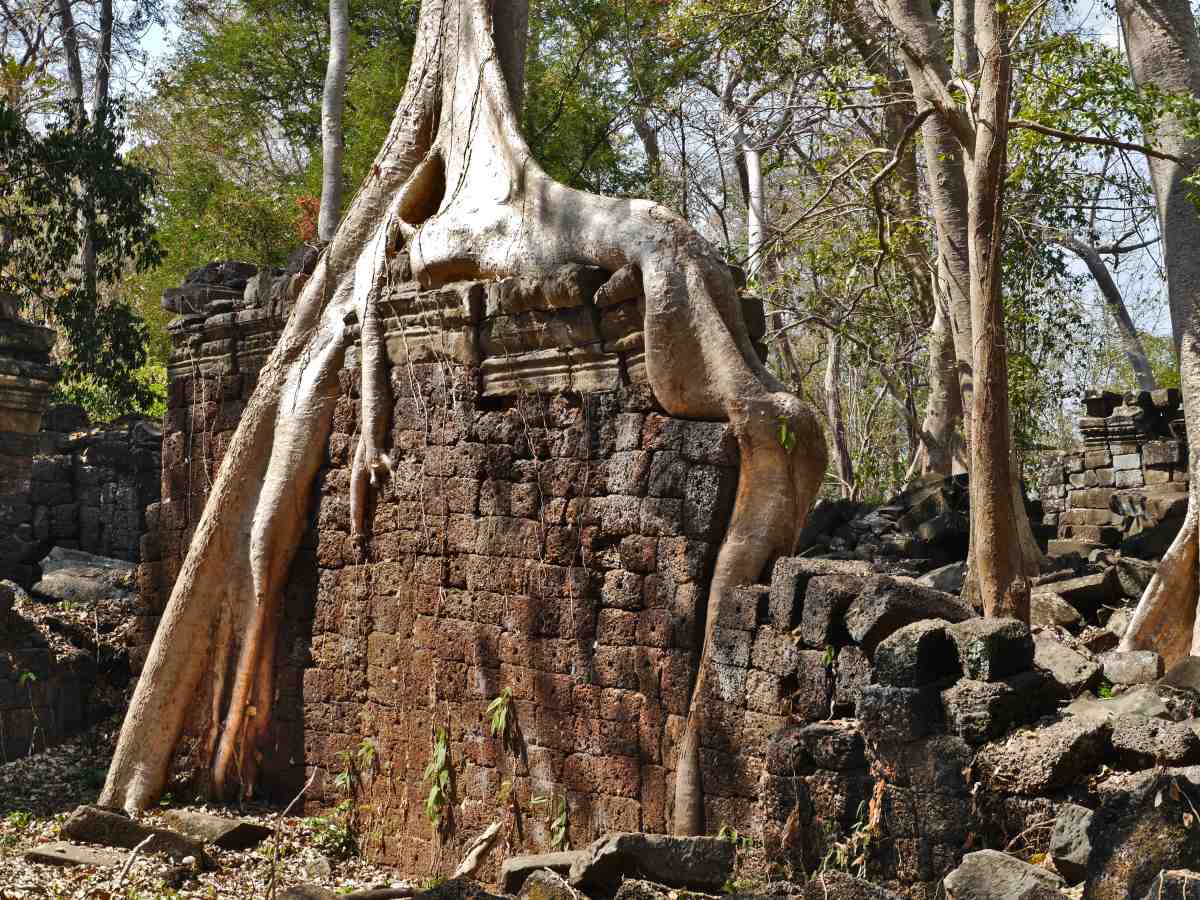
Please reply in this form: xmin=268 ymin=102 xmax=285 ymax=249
xmin=61 ymin=804 xmax=205 ymax=862
xmin=873 ymin=618 xmax=958 ymax=687
xmin=1106 ymin=609 xmax=1133 ymax=640
xmin=947 ymin=617 xmax=1033 ymax=681
xmin=1162 ymin=658 xmax=1200 ymax=695
xmin=916 ymin=561 xmax=966 ymax=595
xmin=941 ymin=671 xmax=1055 ymax=745
xmin=1111 ymin=713 xmax=1200 ymax=768
xmin=1034 ymin=633 xmax=1100 ymax=698
xmin=501 ymin=850 xmax=590 ymax=893
xmin=1049 ymin=803 xmax=1093 ymax=884
xmin=1066 ymin=686 xmax=1170 ymax=723
xmin=1101 ymin=649 xmax=1164 ymax=686
xmin=1116 ymin=557 xmax=1157 ymax=599
xmin=518 ymin=870 xmax=577 ymax=900
xmin=1031 ymin=592 xmax=1083 ymax=629
xmin=25 ymin=841 xmax=125 ymax=868
xmin=844 ymin=576 xmax=972 ymax=653
xmin=567 ymin=833 xmax=734 ymax=893
xmin=974 ymin=717 xmax=1110 ymax=795
xmin=32 ymin=547 xmax=135 ymax=603
xmin=161 ymin=808 xmax=272 ymax=850
xmin=1086 ymin=772 xmax=1200 ymax=900
xmin=943 ymin=849 xmax=1066 ymax=899
xmin=1037 ymin=569 xmax=1117 ymax=614
xmin=797 ymin=574 xmax=866 ymax=648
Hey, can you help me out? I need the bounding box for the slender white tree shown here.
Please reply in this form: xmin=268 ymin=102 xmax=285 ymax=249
xmin=318 ymin=0 xmax=349 ymax=242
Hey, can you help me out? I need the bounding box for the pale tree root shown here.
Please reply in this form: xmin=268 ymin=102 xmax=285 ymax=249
xmin=100 ymin=0 xmax=826 ymax=833
xmin=1120 ymin=507 xmax=1199 ymax=670
xmin=98 ymin=3 xmax=444 ymax=813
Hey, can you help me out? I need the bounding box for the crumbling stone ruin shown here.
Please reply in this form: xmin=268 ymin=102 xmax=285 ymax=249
xmin=14 ymin=255 xmax=1200 ymax=897
xmin=1041 ymin=389 xmax=1189 ymax=559
xmin=100 ymin=259 xmax=1200 ymax=899
xmin=0 ymin=310 xmax=151 ymax=762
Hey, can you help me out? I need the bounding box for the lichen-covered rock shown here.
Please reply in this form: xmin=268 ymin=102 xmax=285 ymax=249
xmin=568 ymin=833 xmax=734 ymax=893
xmin=974 ymin=717 xmax=1110 ymax=795
xmin=1049 ymin=802 xmax=1093 ymax=884
xmin=1086 ymin=771 xmax=1200 ymax=900
xmin=946 ymin=617 xmax=1034 ymax=681
xmin=943 ymin=849 xmax=1066 ymax=899
xmin=940 ymin=671 xmax=1055 ymax=744
xmin=1034 ymin=633 xmax=1100 ymax=698
xmin=1111 ymin=713 xmax=1200 ymax=769
xmin=1101 ymin=650 xmax=1164 ymax=686
xmin=873 ymin=619 xmax=957 ymax=687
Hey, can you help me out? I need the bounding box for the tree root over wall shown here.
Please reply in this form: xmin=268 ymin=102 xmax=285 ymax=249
xmin=100 ymin=0 xmax=826 ymax=837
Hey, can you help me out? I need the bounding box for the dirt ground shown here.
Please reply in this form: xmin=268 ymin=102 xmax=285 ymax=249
xmin=0 ymin=717 xmax=415 ymax=899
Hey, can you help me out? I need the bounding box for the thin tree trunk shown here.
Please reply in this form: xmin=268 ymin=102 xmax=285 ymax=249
xmin=825 ymin=329 xmax=855 ymax=498
xmin=1116 ymin=0 xmax=1200 ymax=666
xmin=967 ymin=0 xmax=1029 ymax=621
xmin=95 ymin=0 xmax=112 ymax=110
xmin=909 ymin=289 xmax=963 ymax=477
xmin=55 ymin=0 xmax=84 ymax=114
xmin=743 ymin=144 xmax=766 ymax=281
xmin=1057 ymin=232 xmax=1157 ymax=390
xmin=318 ymin=0 xmax=350 ymax=242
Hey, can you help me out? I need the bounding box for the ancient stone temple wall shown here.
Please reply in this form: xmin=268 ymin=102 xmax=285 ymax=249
xmin=1040 ymin=389 xmax=1189 ymax=559
xmin=0 ymin=317 xmax=58 ymax=586
xmin=150 ymin=262 xmax=813 ymax=875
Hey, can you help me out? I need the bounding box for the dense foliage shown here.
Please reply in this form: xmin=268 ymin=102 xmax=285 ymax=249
xmin=14 ymin=0 xmax=1180 ymax=499
xmin=0 ymin=100 xmax=161 ymax=410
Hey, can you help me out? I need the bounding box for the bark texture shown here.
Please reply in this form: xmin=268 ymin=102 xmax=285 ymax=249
xmin=882 ymin=0 xmax=1041 ymax=615
xmin=101 ymin=0 xmax=825 ymax=838
xmin=1116 ymin=0 xmax=1200 ymax=667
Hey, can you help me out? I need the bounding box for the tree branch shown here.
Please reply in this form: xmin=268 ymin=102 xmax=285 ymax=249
xmin=1010 ymin=118 xmax=1188 ymax=164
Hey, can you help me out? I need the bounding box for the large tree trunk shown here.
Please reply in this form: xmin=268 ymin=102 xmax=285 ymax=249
xmin=318 ymin=0 xmax=350 ymax=242
xmin=1116 ymin=0 xmax=1200 ymax=667
xmin=101 ymin=0 xmax=826 ymax=837
xmin=825 ymin=328 xmax=855 ymax=498
xmin=883 ymin=0 xmax=1041 ymax=615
